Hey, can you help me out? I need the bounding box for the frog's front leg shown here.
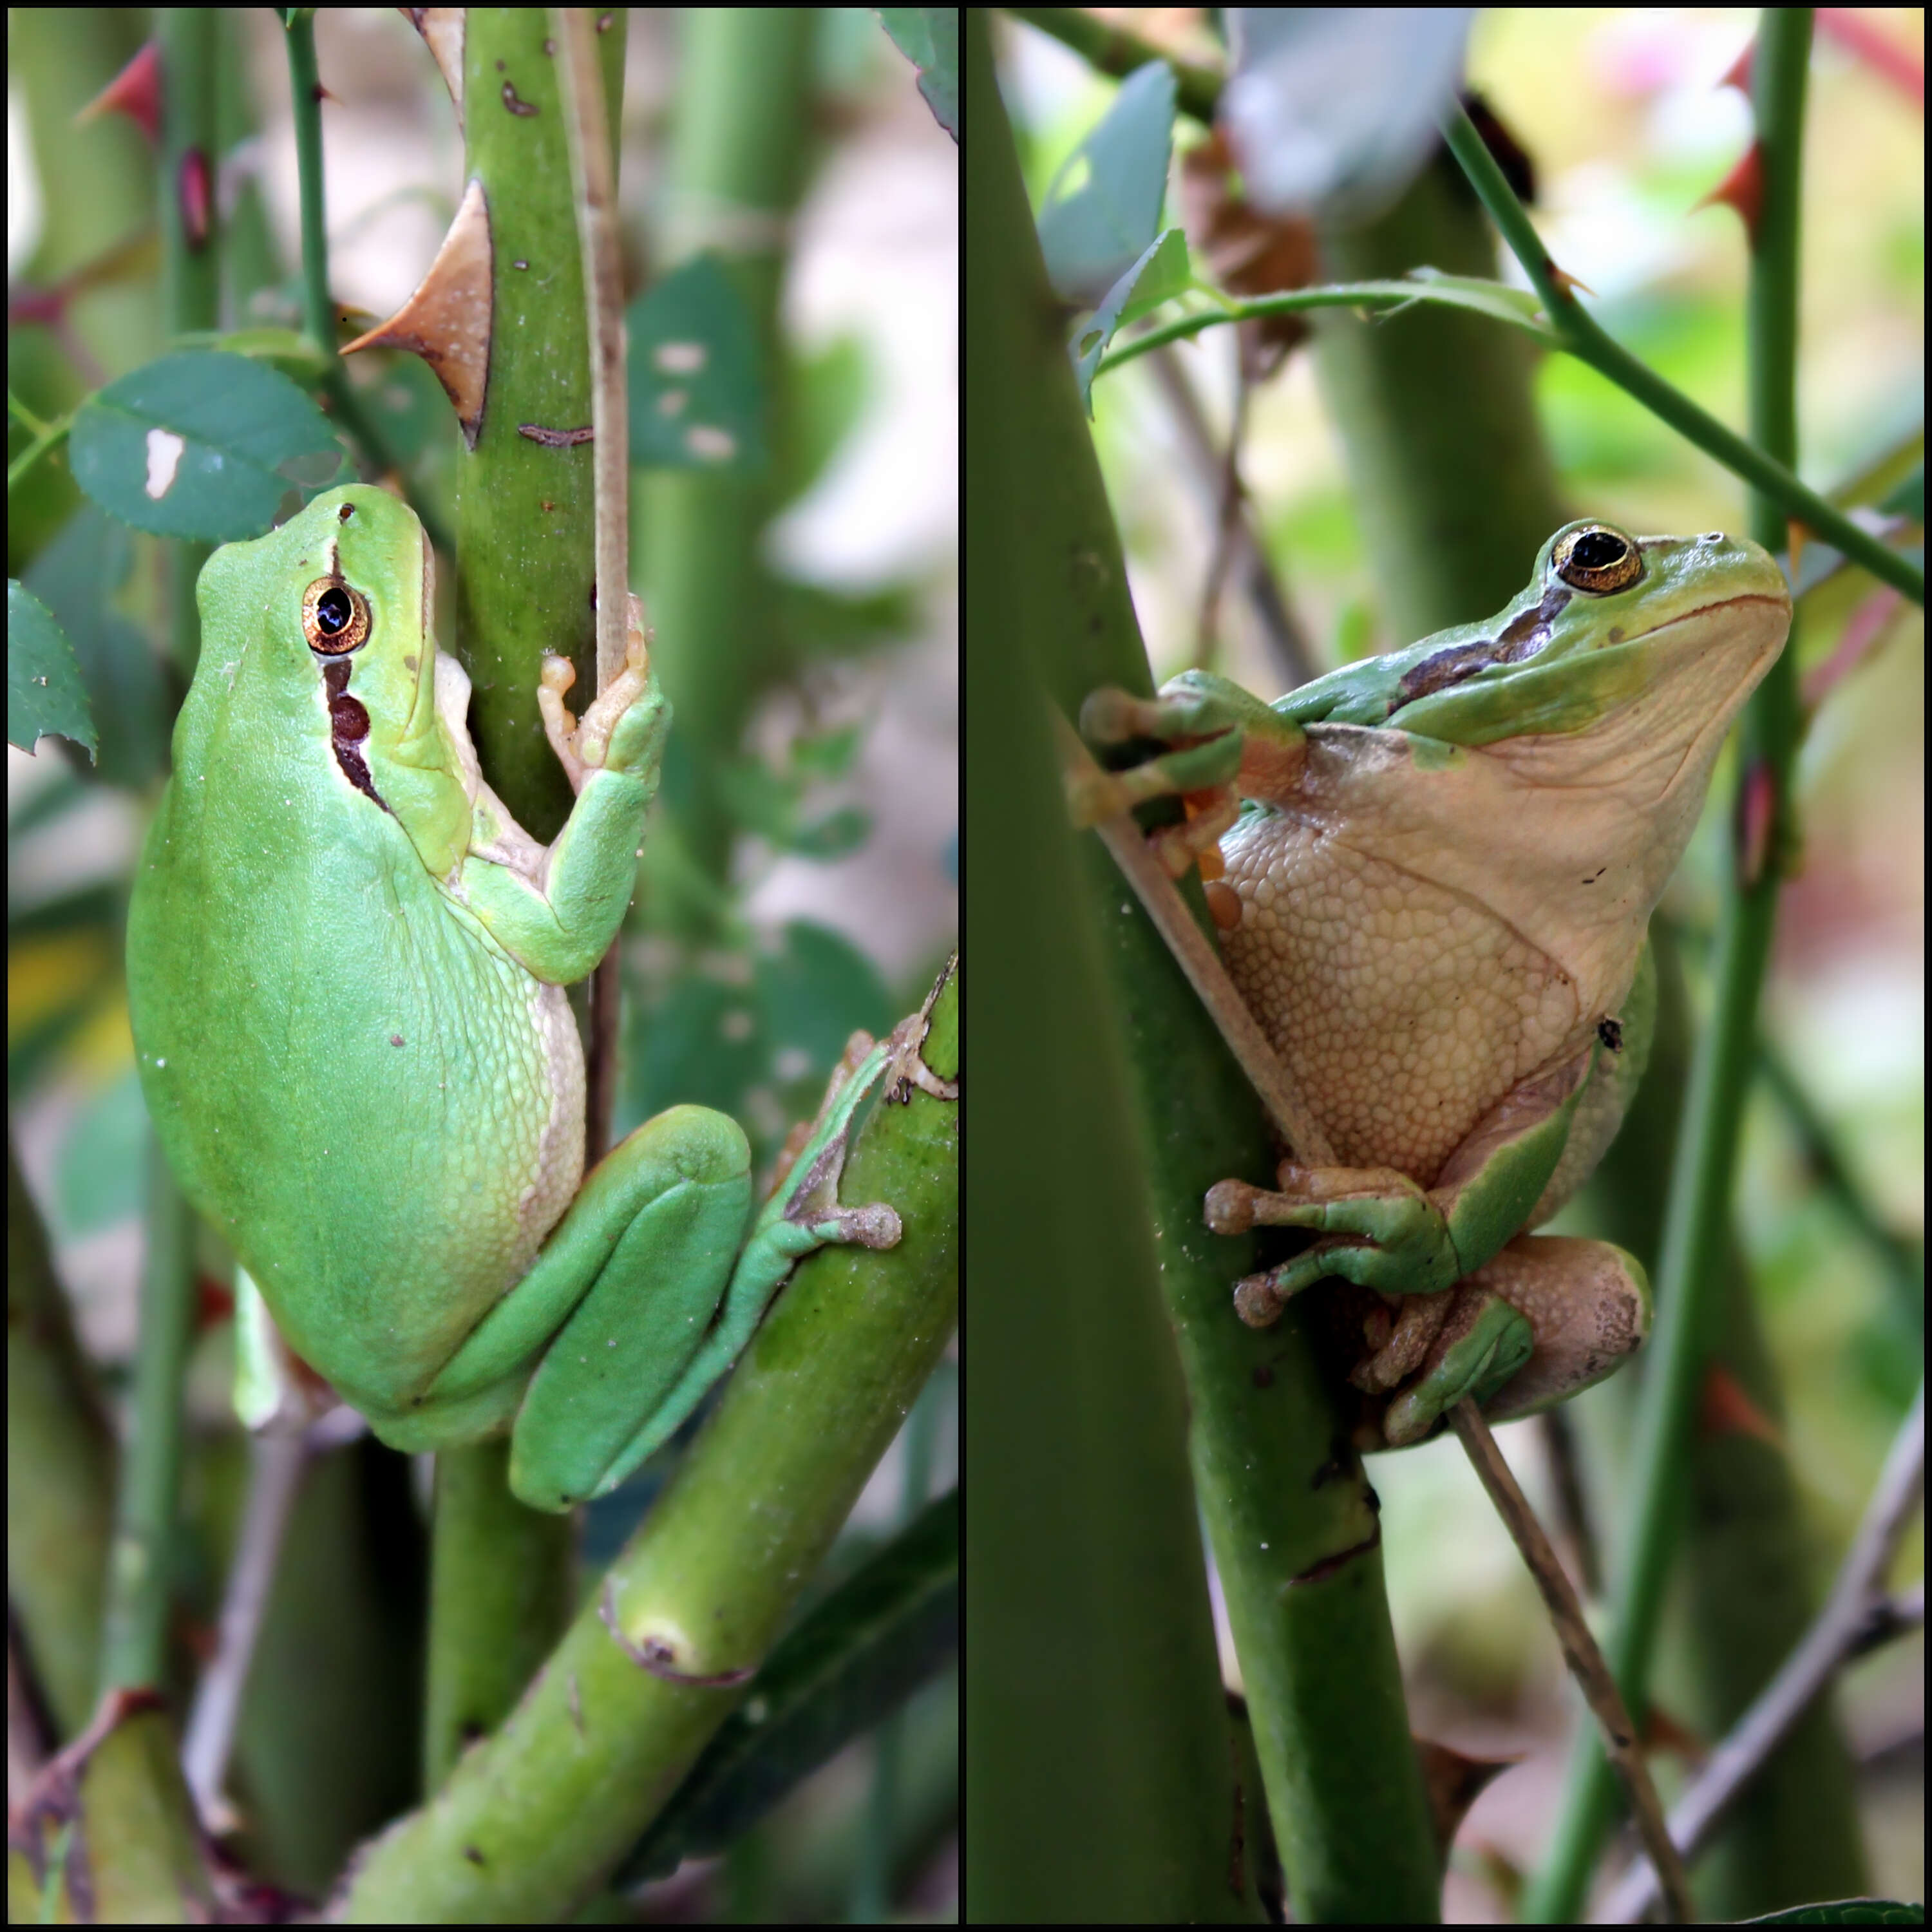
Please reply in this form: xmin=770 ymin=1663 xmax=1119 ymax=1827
xmin=415 ymin=1042 xmax=900 ymax=1513
xmin=1073 ymin=674 xmax=1305 ymax=878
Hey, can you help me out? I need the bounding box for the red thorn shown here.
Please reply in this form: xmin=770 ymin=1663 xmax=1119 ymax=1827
xmin=79 ymin=40 xmax=161 ymax=145
xmin=1700 ymin=1361 xmax=1783 ymax=1448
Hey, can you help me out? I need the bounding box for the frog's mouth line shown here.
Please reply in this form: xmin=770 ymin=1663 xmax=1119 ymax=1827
xmin=1615 ymin=591 xmax=1790 ymax=650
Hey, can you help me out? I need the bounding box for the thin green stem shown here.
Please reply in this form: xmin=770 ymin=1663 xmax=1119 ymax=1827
xmin=1438 ymin=99 xmax=1917 ymax=606
xmin=1094 ymin=124 xmax=1920 ymax=607
xmin=1525 ymin=13 xmax=1818 ymax=1915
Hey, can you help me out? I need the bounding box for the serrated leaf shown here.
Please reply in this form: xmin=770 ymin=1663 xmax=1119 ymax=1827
xmin=877 ymin=8 xmax=958 ymax=141
xmin=1400 ymin=267 xmax=1551 ymax=334
xmin=68 ymin=350 xmax=342 ymax=539
xmin=21 ymin=504 xmax=165 ymax=788
xmin=7 ymin=582 xmax=97 ymax=759
xmin=1072 ymin=228 xmax=1191 ymax=413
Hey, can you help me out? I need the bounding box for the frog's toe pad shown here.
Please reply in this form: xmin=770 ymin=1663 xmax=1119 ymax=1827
xmin=806 ymin=1200 xmax=902 ymax=1250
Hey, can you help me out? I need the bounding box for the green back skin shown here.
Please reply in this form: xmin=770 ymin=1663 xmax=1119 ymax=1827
xmin=127 ymin=488 xmax=605 ymax=1415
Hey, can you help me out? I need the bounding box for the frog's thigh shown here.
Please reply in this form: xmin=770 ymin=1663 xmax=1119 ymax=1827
xmin=1473 ymin=1234 xmax=1651 ymax=1422
xmin=502 ymin=1105 xmax=753 ymax=1510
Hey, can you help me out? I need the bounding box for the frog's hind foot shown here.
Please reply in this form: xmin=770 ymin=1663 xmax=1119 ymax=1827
xmin=1380 ymin=1289 xmax=1535 ymax=1446
xmin=1350 ymin=1291 xmax=1454 ymax=1393
xmin=761 ymin=1034 xmax=903 ymax=1256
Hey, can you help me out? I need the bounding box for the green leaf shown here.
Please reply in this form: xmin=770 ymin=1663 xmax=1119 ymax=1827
xmin=877 ymin=8 xmax=958 ymax=142
xmin=627 ymin=969 xmax=771 ymax=1126
xmin=1401 ymin=266 xmax=1549 ymax=332
xmin=1036 ymin=61 xmax=1175 ymax=303
xmin=789 ymin=721 xmax=864 ymax=781
xmin=68 ymin=350 xmax=343 ymax=539
xmin=616 ymin=1489 xmax=958 ymax=1882
xmin=7 ymin=580 xmax=96 ymax=759
xmin=171 ymin=323 xmax=328 ymax=382
xmin=624 ymin=922 xmax=891 ymax=1154
xmin=753 ymin=921 xmax=893 ymax=1074
xmin=777 ymin=334 xmax=869 ymax=509
xmin=20 ymin=504 xmax=164 ymax=788
xmin=784 ymin=804 xmax=873 ymax=860
xmin=55 ymin=1072 xmax=149 ymax=1240
xmin=627 ymin=254 xmax=768 ymax=475
xmin=1071 ymin=228 xmax=1191 ymax=413
xmin=776 ymin=576 xmax=918 ymax=665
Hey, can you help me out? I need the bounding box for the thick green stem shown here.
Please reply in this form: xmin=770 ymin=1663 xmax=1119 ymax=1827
xmin=338 ymin=971 xmax=956 ymax=1920
xmin=967 ymin=14 xmax=1439 ymax=1918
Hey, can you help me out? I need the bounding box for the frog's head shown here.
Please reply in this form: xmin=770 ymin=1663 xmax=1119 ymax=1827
xmin=1381 ymin=520 xmax=1790 ymax=775
xmin=200 ymin=484 xmax=469 ymax=874
xmin=1289 ymin=520 xmax=1790 ymax=974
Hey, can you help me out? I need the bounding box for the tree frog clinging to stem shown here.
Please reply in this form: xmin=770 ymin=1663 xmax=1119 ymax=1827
xmin=127 ymin=484 xmax=901 ymax=1511
xmin=1081 ymin=521 xmax=1790 ymax=1448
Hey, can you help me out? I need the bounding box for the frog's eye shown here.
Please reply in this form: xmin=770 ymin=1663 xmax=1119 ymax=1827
xmin=302 ymin=576 xmax=372 ymax=656
xmin=1550 ymin=524 xmax=1643 ymax=595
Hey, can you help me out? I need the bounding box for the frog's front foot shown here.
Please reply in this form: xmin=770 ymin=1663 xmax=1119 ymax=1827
xmin=1067 ymin=685 xmax=1248 ymax=878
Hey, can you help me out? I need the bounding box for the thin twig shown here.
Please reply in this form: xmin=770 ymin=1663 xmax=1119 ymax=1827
xmin=180 ymin=1430 xmax=312 ymax=1821
xmin=1193 ymin=355 xmax=1248 ymax=668
xmin=553 ymin=5 xmax=629 ymax=1157
xmin=1146 ymin=345 xmax=1313 ymax=687
xmin=1450 ymin=1400 xmax=1695 ymax=1924
xmin=1536 ymin=1405 xmax=1604 ymax=1601
xmin=1600 ymin=1381 xmax=1926 ymax=1923
xmin=1052 ymin=709 xmax=1332 ymax=1163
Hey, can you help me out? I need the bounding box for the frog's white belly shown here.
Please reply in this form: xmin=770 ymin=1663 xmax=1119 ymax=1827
xmin=1218 ymin=806 xmax=1587 ymax=1184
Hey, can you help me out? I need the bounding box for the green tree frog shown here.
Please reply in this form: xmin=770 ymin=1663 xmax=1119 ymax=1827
xmin=127 ymin=485 xmax=899 ymax=1511
xmin=1083 ymin=522 xmax=1790 ymax=1446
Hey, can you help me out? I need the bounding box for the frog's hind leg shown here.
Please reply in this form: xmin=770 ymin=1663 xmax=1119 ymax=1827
xmin=1350 ymin=1291 xmax=1455 ymax=1394
xmin=1381 ymin=1287 xmax=1535 ymax=1447
xmin=527 ymin=1041 xmax=902 ymax=1504
xmin=495 ymin=1106 xmax=759 ymax=1510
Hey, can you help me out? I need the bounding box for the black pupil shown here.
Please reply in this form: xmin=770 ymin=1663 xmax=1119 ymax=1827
xmin=1569 ymin=530 xmax=1628 ymax=570
xmin=317 ymin=587 xmax=352 ymax=634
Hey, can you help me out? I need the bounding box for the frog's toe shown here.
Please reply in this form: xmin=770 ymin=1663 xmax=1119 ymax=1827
xmin=1382 ymin=1293 xmax=1533 ymax=1445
